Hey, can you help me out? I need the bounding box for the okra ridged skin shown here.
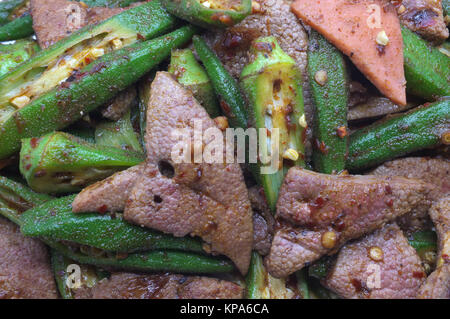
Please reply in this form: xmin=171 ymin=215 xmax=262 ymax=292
xmin=193 ymin=35 xmax=248 ymax=128
xmin=168 ymin=49 xmax=220 ymax=117
xmin=308 ymin=30 xmax=349 ymax=175
xmin=21 ymin=195 xmax=205 ymax=254
xmin=0 ymin=0 xmax=24 ymax=26
xmin=162 ymin=0 xmax=251 ymax=29
xmin=402 ymin=26 xmax=450 ymax=101
xmin=0 ymin=175 xmax=52 ymax=225
xmin=51 ymin=250 xmax=76 ymax=299
xmin=0 ymin=26 xmax=197 ymax=159
xmin=0 ymin=39 xmax=39 ymax=77
xmin=0 ymin=0 xmax=178 ymax=113
xmin=245 ymin=252 xmax=267 ymax=299
xmin=19 ymin=132 xmax=144 ymax=193
xmin=241 ymin=36 xmax=306 ymax=211
xmin=46 ymin=240 xmax=235 ymax=274
xmin=347 ymin=99 xmax=450 ymax=170
xmin=0 ymin=13 xmax=33 ymax=41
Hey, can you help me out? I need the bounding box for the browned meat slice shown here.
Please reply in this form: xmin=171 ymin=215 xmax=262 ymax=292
xmin=86 ymin=7 xmax=124 ymax=25
xmin=72 ymin=163 xmax=144 ymax=213
xmin=418 ymin=197 xmax=450 ymax=298
xmin=124 ymin=72 xmax=253 ymax=275
xmin=100 ymin=87 xmax=137 ymax=121
xmin=74 ymin=273 xmax=243 ymax=299
xmin=348 ymin=97 xmax=417 ymax=121
xmin=0 ymin=217 xmax=57 ymax=299
xmin=418 ymin=265 xmax=450 ymax=298
xmin=30 ymin=0 xmax=88 ymax=49
xmin=249 ymin=186 xmax=274 ymax=256
xmin=265 ymin=167 xmax=431 ymax=277
xmin=323 ymin=223 xmax=426 ymax=299
xmin=397 ymin=0 xmax=449 ymax=42
xmin=371 ymin=157 xmax=450 ymax=234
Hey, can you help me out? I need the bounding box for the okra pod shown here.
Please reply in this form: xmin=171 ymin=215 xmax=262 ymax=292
xmin=193 ymin=35 xmax=248 ymax=128
xmin=19 ymin=132 xmax=144 ymax=193
xmin=0 ymin=25 xmax=197 ymax=159
xmin=162 ymin=0 xmax=251 ymax=29
xmin=347 ymin=99 xmax=450 ymax=170
xmin=21 ymin=195 xmax=205 ymax=254
xmin=47 ymin=240 xmax=234 ymax=274
xmin=0 ymin=13 xmax=33 ymax=41
xmin=308 ymin=30 xmax=349 ymax=174
xmin=402 ymin=26 xmax=450 ymax=100
xmin=168 ymin=48 xmax=220 ymax=117
xmin=95 ymin=110 xmax=144 ymax=153
xmin=245 ymin=252 xmax=304 ymax=299
xmin=0 ymin=38 xmax=39 ymax=77
xmin=0 ymin=0 xmax=25 ymax=26
xmin=0 ymin=0 xmax=178 ymax=116
xmin=241 ymin=36 xmax=306 ymax=211
xmin=51 ymin=250 xmax=106 ymax=299
xmin=0 ymin=175 xmax=52 ymax=224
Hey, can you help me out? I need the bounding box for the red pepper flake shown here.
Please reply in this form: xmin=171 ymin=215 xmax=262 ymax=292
xmin=30 ymin=137 xmax=39 ymax=148
xmin=98 ymin=205 xmax=108 ymax=214
xmin=137 ymin=33 xmax=145 ymax=40
xmin=220 ymin=100 xmax=234 ymax=117
xmin=412 ymin=271 xmax=425 ymax=279
xmin=34 ymin=170 xmax=47 ymax=178
xmin=25 ymin=163 xmax=31 ymax=171
xmin=253 ymin=41 xmax=273 ymax=53
xmin=315 ymin=139 xmax=329 ymax=155
xmin=385 ymin=185 xmax=392 ymax=194
xmin=386 ymin=198 xmax=394 ymax=207
xmin=336 ymin=126 xmax=348 ymax=138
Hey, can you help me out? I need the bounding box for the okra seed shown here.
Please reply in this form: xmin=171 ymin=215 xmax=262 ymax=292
xmin=314 ymin=70 xmax=328 ymax=86
xmin=376 ymin=31 xmax=389 ymax=46
xmin=283 ymin=148 xmax=299 ymax=161
xmin=369 ymin=246 xmax=383 ymax=261
xmin=397 ymin=5 xmax=406 ymax=14
xmin=321 ymin=231 xmax=337 ymax=249
xmin=298 ymin=114 xmax=307 ymax=128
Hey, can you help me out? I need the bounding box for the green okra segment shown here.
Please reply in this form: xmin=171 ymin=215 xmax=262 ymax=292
xmin=0 ymin=38 xmax=39 ymax=77
xmin=47 ymin=240 xmax=235 ymax=274
xmin=168 ymin=49 xmax=220 ymax=117
xmin=0 ymin=175 xmax=52 ymax=225
xmin=193 ymin=35 xmax=248 ymax=128
xmin=402 ymin=26 xmax=450 ymax=101
xmin=162 ymin=0 xmax=251 ymax=29
xmin=0 ymin=13 xmax=33 ymax=41
xmin=0 ymin=0 xmax=25 ymax=26
xmin=308 ymin=30 xmax=349 ymax=175
xmin=0 ymin=0 xmax=178 ymax=122
xmin=19 ymin=132 xmax=144 ymax=193
xmin=246 ymin=252 xmax=306 ymax=299
xmin=0 ymin=25 xmax=197 ymax=159
xmin=95 ymin=109 xmax=144 ymax=153
xmin=51 ymin=250 xmax=107 ymax=299
xmin=347 ymin=99 xmax=450 ymax=170
xmin=21 ymin=195 xmax=205 ymax=254
xmin=241 ymin=36 xmax=306 ymax=211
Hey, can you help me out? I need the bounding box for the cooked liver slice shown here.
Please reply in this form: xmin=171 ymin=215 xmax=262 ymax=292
xmin=372 ymin=157 xmax=450 ymax=234
xmin=324 ymin=223 xmax=426 ymax=299
xmin=124 ymin=72 xmax=253 ymax=275
xmin=31 ymin=0 xmax=88 ymax=49
xmin=397 ymin=0 xmax=449 ymax=43
xmin=74 ymin=273 xmax=243 ymax=299
xmin=265 ymin=167 xmax=431 ymax=277
xmin=72 ymin=163 xmax=144 ymax=213
xmin=418 ymin=197 xmax=450 ymax=298
xmin=0 ymin=217 xmax=57 ymax=299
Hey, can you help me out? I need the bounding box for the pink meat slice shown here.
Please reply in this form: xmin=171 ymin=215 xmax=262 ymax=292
xmin=265 ymin=167 xmax=431 ymax=277
xmin=124 ymin=72 xmax=253 ymax=275
xmin=72 ymin=163 xmax=144 ymax=213
xmin=324 ymin=223 xmax=426 ymax=299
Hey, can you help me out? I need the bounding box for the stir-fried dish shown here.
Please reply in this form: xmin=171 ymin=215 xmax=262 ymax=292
xmin=0 ymin=0 xmax=448 ymax=299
